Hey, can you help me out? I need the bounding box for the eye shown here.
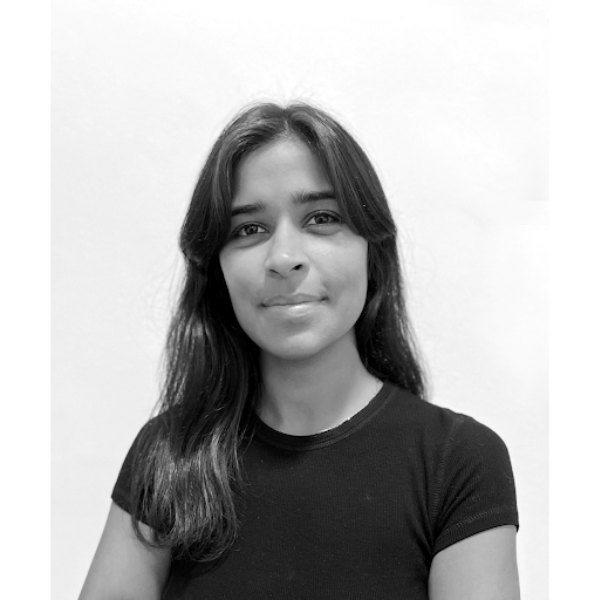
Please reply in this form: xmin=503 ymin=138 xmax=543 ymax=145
xmin=305 ymin=211 xmax=342 ymax=227
xmin=232 ymin=223 xmax=268 ymax=238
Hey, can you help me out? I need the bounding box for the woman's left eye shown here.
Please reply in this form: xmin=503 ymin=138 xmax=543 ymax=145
xmin=306 ymin=212 xmax=342 ymax=227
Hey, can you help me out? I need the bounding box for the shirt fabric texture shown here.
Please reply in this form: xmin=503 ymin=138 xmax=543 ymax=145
xmin=112 ymin=382 xmax=519 ymax=599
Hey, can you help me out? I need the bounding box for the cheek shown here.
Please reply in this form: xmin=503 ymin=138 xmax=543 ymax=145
xmin=325 ymin=241 xmax=369 ymax=302
xmin=218 ymin=252 xmax=237 ymax=305
xmin=219 ymin=252 xmax=258 ymax=311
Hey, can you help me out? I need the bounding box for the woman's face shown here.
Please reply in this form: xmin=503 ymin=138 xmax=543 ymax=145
xmin=219 ymin=136 xmax=368 ymax=363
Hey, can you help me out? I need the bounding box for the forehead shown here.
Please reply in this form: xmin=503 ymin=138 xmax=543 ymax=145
xmin=233 ymin=137 xmax=331 ymax=204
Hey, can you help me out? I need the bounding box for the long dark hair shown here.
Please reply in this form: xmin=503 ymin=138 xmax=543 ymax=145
xmin=128 ymin=101 xmax=427 ymax=562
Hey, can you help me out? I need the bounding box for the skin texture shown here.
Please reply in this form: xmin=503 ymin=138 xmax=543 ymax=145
xmin=78 ymin=502 xmax=170 ymax=600
xmin=429 ymin=525 xmax=520 ymax=600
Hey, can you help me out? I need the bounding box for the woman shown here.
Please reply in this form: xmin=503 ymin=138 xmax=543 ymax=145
xmin=80 ymin=102 xmax=520 ymax=599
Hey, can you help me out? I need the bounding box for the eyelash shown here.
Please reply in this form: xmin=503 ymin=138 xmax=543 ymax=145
xmin=231 ymin=211 xmax=342 ymax=238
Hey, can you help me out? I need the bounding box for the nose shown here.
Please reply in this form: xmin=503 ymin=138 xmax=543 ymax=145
xmin=264 ymin=223 xmax=307 ymax=277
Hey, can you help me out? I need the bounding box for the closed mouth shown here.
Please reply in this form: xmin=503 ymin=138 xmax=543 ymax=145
xmin=262 ymin=294 xmax=325 ymax=308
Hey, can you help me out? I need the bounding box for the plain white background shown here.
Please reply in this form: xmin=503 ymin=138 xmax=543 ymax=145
xmin=52 ymin=1 xmax=547 ymax=597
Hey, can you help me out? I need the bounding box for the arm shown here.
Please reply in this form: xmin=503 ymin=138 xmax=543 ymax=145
xmin=428 ymin=525 xmax=520 ymax=600
xmin=79 ymin=502 xmax=171 ymax=600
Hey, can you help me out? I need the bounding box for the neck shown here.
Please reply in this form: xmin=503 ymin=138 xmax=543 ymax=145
xmin=258 ymin=334 xmax=381 ymax=435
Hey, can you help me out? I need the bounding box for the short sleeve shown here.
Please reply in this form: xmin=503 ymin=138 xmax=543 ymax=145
xmin=431 ymin=415 xmax=519 ymax=556
xmin=111 ymin=419 xmax=156 ymax=520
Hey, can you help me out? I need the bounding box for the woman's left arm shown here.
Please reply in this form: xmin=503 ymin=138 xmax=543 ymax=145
xmin=428 ymin=525 xmax=520 ymax=600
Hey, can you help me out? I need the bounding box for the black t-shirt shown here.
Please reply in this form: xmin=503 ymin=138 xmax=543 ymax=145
xmin=112 ymin=382 xmax=519 ymax=599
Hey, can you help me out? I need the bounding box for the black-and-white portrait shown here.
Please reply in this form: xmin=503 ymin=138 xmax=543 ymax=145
xmin=52 ymin=1 xmax=548 ymax=598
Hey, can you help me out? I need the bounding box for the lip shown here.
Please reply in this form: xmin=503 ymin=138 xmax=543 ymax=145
xmin=262 ymin=293 xmax=325 ymax=307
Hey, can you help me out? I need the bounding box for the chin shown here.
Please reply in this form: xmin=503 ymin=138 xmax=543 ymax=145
xmin=261 ymin=341 xmax=326 ymax=362
xmin=258 ymin=328 xmax=354 ymax=363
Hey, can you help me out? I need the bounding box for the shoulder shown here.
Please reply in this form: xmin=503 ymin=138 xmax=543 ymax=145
xmin=113 ymin=411 xmax=172 ymax=493
xmin=111 ymin=409 xmax=177 ymax=523
xmin=387 ymin=385 xmax=500 ymax=442
xmin=380 ymin=384 xmax=515 ymax=482
xmin=380 ymin=386 xmax=519 ymax=552
xmin=127 ymin=410 xmax=173 ymax=452
xmin=383 ymin=384 xmax=502 ymax=445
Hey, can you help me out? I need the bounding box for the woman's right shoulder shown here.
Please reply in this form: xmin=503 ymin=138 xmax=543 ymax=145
xmin=128 ymin=409 xmax=173 ymax=448
xmin=111 ymin=410 xmax=173 ymax=514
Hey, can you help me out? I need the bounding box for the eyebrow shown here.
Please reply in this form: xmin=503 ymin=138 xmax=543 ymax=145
xmin=230 ymin=190 xmax=336 ymax=218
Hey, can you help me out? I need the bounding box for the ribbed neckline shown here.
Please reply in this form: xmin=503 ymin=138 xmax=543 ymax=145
xmin=253 ymin=381 xmax=394 ymax=451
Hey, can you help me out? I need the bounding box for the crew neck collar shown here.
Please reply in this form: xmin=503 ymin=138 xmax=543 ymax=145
xmin=253 ymin=380 xmax=394 ymax=451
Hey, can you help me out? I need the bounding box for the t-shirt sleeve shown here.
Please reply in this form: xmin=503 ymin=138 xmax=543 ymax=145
xmin=111 ymin=420 xmax=154 ymax=519
xmin=432 ymin=414 xmax=519 ymax=556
